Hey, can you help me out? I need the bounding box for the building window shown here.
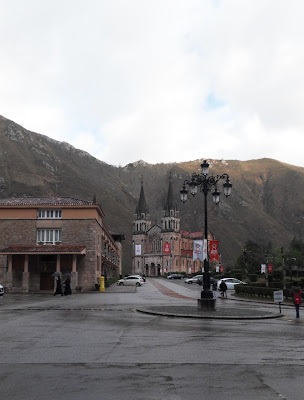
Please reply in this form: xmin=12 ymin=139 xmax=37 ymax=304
xmin=37 ymin=209 xmax=62 ymax=219
xmin=37 ymin=229 xmax=62 ymax=244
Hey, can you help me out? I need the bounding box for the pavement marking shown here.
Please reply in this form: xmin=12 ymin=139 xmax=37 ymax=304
xmin=149 ymin=279 xmax=196 ymax=300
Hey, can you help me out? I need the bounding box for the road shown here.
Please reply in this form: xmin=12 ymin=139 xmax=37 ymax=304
xmin=0 ymin=278 xmax=303 ymax=400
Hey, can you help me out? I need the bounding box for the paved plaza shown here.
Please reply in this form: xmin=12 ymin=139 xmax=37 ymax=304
xmin=0 ymin=278 xmax=303 ymax=400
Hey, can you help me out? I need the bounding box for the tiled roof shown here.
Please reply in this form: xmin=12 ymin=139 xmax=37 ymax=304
xmin=0 ymin=197 xmax=94 ymax=206
xmin=1 ymin=245 xmax=86 ymax=254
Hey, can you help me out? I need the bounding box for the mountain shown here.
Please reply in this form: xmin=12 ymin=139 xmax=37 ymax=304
xmin=1 ymin=115 xmax=304 ymax=272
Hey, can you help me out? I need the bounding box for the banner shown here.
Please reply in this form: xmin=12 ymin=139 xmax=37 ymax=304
xmin=216 ymin=265 xmax=220 ymax=273
xmin=261 ymin=264 xmax=266 ymax=274
xmin=135 ymin=244 xmax=141 ymax=256
xmin=203 ymin=239 xmax=208 ymax=260
xmin=193 ymin=240 xmax=203 ymax=261
xmin=268 ymin=264 xmax=273 ymax=274
xmin=209 ymin=240 xmax=219 ymax=262
xmin=163 ymin=242 xmax=170 ymax=254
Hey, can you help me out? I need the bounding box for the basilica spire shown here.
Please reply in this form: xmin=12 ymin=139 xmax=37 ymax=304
xmin=134 ymin=178 xmax=151 ymax=234
xmin=136 ymin=177 xmax=149 ymax=217
xmin=162 ymin=173 xmax=180 ymax=232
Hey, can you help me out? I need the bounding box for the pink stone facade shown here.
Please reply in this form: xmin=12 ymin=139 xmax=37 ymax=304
xmin=0 ymin=197 xmax=124 ymax=292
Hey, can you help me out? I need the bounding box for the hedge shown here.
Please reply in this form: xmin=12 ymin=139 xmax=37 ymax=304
xmin=235 ymin=284 xmax=303 ymax=301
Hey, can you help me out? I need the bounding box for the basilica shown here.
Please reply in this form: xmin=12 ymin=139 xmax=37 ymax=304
xmin=132 ymin=177 xmax=211 ymax=277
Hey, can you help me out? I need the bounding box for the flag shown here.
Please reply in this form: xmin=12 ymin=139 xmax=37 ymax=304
xmin=209 ymin=240 xmax=219 ymax=262
xmin=261 ymin=264 xmax=266 ymax=274
xmin=135 ymin=244 xmax=141 ymax=256
xmin=268 ymin=264 xmax=273 ymax=274
xmin=193 ymin=240 xmax=203 ymax=261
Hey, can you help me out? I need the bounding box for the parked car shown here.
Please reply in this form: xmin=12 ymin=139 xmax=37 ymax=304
xmin=185 ymin=275 xmax=204 ymax=284
xmin=167 ymin=274 xmax=183 ymax=279
xmin=0 ymin=284 xmax=4 ymax=296
xmin=128 ymin=275 xmax=145 ymax=283
xmin=217 ymin=278 xmax=247 ymax=290
xmin=117 ymin=276 xmax=143 ymax=286
xmin=185 ymin=275 xmax=215 ymax=285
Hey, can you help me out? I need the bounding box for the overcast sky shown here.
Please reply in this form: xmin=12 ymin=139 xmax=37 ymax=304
xmin=1 ymin=0 xmax=304 ymax=167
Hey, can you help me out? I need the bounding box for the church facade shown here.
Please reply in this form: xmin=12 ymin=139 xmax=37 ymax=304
xmin=132 ymin=178 xmax=208 ymax=277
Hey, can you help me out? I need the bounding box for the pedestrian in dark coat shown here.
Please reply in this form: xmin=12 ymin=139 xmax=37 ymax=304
xmin=212 ymin=280 xmax=217 ymax=298
xmin=219 ymin=280 xmax=228 ymax=298
xmin=54 ymin=276 xmax=63 ymax=296
xmin=64 ymin=278 xmax=72 ymax=295
xmin=291 ymin=286 xmax=302 ymax=318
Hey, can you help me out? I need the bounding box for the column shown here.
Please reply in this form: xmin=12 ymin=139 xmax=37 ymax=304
xmin=22 ymin=254 xmax=30 ymax=293
xmin=7 ymin=255 xmax=13 ymax=291
xmin=71 ymin=254 xmax=78 ymax=289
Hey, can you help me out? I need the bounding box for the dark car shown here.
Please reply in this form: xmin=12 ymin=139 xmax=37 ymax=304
xmin=197 ymin=276 xmax=215 ymax=286
xmin=167 ymin=274 xmax=183 ymax=279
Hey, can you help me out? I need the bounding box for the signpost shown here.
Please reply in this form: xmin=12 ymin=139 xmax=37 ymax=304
xmin=273 ymin=290 xmax=284 ymax=313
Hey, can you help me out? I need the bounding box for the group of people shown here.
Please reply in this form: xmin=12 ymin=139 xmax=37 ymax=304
xmin=54 ymin=277 xmax=72 ymax=296
xmin=212 ymin=280 xmax=228 ymax=298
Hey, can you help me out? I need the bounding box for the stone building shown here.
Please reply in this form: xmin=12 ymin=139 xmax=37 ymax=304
xmin=132 ymin=178 xmax=207 ymax=276
xmin=0 ymin=196 xmax=124 ymax=292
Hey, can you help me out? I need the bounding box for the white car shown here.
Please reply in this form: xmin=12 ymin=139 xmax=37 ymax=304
xmin=217 ymin=278 xmax=246 ymax=290
xmin=0 ymin=284 xmax=4 ymax=296
xmin=129 ymin=274 xmax=146 ymax=283
xmin=117 ymin=276 xmax=143 ymax=286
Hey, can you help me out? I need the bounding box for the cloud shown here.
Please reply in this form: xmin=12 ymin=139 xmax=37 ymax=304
xmin=0 ymin=0 xmax=304 ymax=167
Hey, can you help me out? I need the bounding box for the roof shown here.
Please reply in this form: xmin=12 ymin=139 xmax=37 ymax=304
xmin=180 ymin=230 xmax=203 ymax=239
xmin=0 ymin=245 xmax=86 ymax=255
xmin=0 ymin=197 xmax=94 ymax=206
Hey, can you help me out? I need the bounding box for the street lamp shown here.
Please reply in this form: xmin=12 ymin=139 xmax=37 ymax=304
xmin=180 ymin=160 xmax=232 ymax=310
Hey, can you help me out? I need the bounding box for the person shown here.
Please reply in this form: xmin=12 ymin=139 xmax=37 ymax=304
xmin=219 ymin=280 xmax=228 ymax=298
xmin=64 ymin=277 xmax=72 ymax=295
xmin=54 ymin=276 xmax=63 ymax=296
xmin=291 ymin=286 xmax=302 ymax=318
xmin=212 ymin=280 xmax=217 ymax=298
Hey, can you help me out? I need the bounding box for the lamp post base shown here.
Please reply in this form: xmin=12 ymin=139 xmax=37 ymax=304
xmin=197 ymin=290 xmax=216 ymax=311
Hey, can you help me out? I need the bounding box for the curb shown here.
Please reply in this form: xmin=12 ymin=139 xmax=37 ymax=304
xmin=136 ymin=308 xmax=283 ymax=320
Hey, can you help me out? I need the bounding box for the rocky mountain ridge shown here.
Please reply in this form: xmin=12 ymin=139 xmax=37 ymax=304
xmin=1 ymin=115 xmax=303 ymax=272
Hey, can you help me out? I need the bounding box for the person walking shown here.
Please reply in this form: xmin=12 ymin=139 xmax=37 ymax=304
xmin=212 ymin=280 xmax=217 ymax=298
xmin=64 ymin=278 xmax=72 ymax=295
xmin=54 ymin=276 xmax=63 ymax=296
xmin=219 ymin=280 xmax=228 ymax=298
xmin=291 ymin=286 xmax=302 ymax=318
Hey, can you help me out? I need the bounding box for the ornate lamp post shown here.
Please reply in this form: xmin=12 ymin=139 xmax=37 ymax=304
xmin=180 ymin=160 xmax=232 ymax=310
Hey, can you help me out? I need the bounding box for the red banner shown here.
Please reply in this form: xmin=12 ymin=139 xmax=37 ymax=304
xmin=163 ymin=242 xmax=170 ymax=254
xmin=268 ymin=264 xmax=273 ymax=274
xmin=209 ymin=240 xmax=219 ymax=262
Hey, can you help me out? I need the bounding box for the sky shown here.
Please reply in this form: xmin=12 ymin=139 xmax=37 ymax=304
xmin=1 ymin=0 xmax=304 ymax=167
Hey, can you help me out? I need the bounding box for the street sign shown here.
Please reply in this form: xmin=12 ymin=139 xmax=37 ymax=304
xmin=273 ymin=290 xmax=284 ymax=303
xmin=273 ymin=290 xmax=284 ymax=313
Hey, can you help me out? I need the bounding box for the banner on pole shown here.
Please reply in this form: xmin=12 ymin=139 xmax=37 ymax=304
xmin=268 ymin=264 xmax=273 ymax=274
xmin=135 ymin=244 xmax=141 ymax=256
xmin=193 ymin=240 xmax=203 ymax=261
xmin=209 ymin=240 xmax=219 ymax=262
xmin=261 ymin=264 xmax=266 ymax=274
xmin=203 ymin=239 xmax=208 ymax=260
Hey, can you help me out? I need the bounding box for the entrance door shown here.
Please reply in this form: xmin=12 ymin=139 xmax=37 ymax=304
xmin=40 ymin=272 xmax=54 ymax=290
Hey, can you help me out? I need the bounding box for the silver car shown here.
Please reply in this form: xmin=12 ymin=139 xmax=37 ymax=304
xmin=185 ymin=275 xmax=204 ymax=284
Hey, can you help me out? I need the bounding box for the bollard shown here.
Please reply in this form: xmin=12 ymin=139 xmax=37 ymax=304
xmin=99 ymin=276 xmax=105 ymax=292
